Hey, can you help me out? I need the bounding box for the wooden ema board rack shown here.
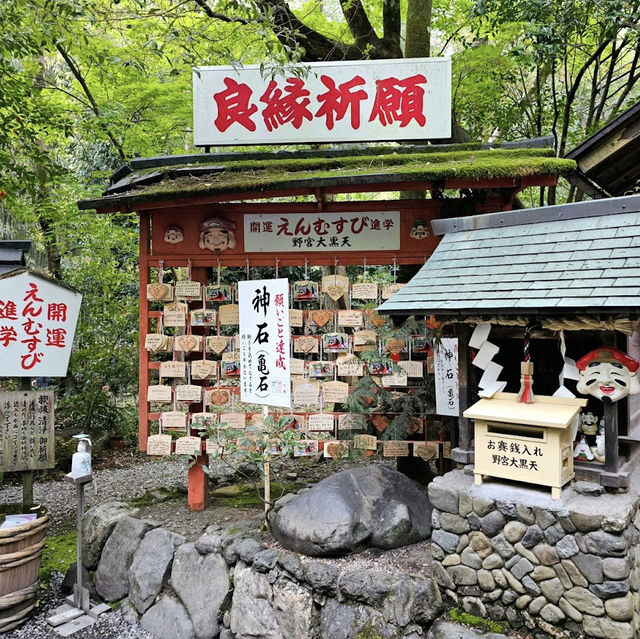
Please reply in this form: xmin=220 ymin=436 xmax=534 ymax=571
xmin=464 ymin=393 xmax=587 ymax=499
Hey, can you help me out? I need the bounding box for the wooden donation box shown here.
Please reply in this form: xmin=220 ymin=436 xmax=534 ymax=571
xmin=464 ymin=393 xmax=586 ymax=499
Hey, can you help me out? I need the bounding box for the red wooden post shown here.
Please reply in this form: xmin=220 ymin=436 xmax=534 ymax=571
xmin=188 ymin=452 xmax=210 ymax=511
xmin=138 ymin=211 xmax=151 ymax=451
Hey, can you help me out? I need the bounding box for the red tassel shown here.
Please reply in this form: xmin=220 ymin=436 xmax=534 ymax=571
xmin=390 ymin=352 xmax=401 ymax=362
xmin=518 ymin=374 xmax=534 ymax=404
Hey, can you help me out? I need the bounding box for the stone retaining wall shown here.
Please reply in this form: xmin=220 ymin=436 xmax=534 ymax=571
xmin=87 ymin=512 xmax=443 ymax=639
xmin=428 ymin=470 xmax=640 ymax=639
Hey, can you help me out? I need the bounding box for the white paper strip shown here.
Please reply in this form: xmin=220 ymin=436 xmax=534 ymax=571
xmin=473 ymin=341 xmax=500 ymax=370
xmin=469 ymin=323 xmax=492 ymax=349
xmin=479 ymin=361 xmax=503 ymax=389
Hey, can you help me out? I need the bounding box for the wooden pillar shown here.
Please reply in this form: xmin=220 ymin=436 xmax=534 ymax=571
xmin=188 ymin=453 xmax=210 ymax=511
xmin=452 ymin=324 xmax=473 ymax=464
xmin=604 ymin=401 xmax=619 ymax=474
xmin=138 ymin=211 xmax=151 ymax=452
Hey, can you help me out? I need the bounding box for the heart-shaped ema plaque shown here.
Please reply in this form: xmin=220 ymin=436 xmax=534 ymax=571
xmin=147 ymin=283 xmax=173 ymax=302
xmin=191 ymin=360 xmax=217 ymax=380
xmin=145 ymin=333 xmax=169 ymax=354
xmin=295 ymin=336 xmax=317 ymax=353
xmin=311 ymin=310 xmax=332 ymax=327
xmin=322 ymin=275 xmax=349 ymax=301
xmin=175 ymin=335 xmax=201 ymax=354
xmin=209 ymin=389 xmax=230 ymax=406
xmin=386 ymin=338 xmax=405 ymax=355
xmin=206 ymin=336 xmax=229 ymax=355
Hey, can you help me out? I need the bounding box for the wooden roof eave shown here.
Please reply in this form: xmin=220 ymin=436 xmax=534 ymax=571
xmin=78 ymin=173 xmax=558 ymax=214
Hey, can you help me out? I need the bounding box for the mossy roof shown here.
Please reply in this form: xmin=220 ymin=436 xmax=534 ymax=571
xmin=78 ymin=144 xmax=577 ymax=211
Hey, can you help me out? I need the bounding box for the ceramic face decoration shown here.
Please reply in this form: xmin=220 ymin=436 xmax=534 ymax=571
xmin=199 ymin=217 xmax=237 ymax=253
xmin=576 ymin=346 xmax=640 ymax=403
xmin=164 ymin=225 xmax=184 ymax=244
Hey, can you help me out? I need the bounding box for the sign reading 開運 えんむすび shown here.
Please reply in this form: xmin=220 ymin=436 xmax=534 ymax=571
xmin=193 ymin=58 xmax=451 ymax=146
xmin=0 ymin=271 xmax=82 ymax=377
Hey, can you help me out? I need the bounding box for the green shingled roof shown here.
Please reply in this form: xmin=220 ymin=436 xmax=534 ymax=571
xmin=378 ymin=194 xmax=640 ymax=317
xmin=78 ymin=143 xmax=575 ymax=211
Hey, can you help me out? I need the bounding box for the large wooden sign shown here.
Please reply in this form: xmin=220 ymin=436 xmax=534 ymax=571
xmin=0 ymin=271 xmax=82 ymax=377
xmin=193 ymin=58 xmax=452 ymax=146
xmin=0 ymin=391 xmax=55 ymax=472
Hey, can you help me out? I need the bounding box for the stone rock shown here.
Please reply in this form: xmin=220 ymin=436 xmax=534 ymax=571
xmin=573 ymin=481 xmax=604 ymax=496
xmin=589 ymin=580 xmax=629 ymax=600
xmin=482 ymin=553 xmax=504 ymax=570
xmin=569 ymin=511 xmax=602 ymax=533
xmin=604 ymin=592 xmax=634 ymax=622
xmin=520 ymin=525 xmax=543 ymax=549
xmin=278 ymin=554 xmax=305 ymax=581
xmin=477 ymin=569 xmax=495 ymax=591
xmin=502 ymin=589 xmax=517 ymax=604
xmin=572 ymin=552 xmax=603 ymax=583
xmin=544 ymin=523 xmax=566 ymax=546
xmin=273 ymin=493 xmax=297 ymax=512
xmin=539 ymin=577 xmax=563 ymax=604
xmin=235 ymin=537 xmax=267 ymax=564
xmin=446 ymin=565 xmax=477 ymax=586
xmin=428 ymin=478 xmax=460 ymax=514
xmin=272 ymin=466 xmax=432 ymax=556
xmin=460 ymin=547 xmax=482 ymax=569
xmin=171 ymin=542 xmax=229 ymax=639
xmin=253 ymin=549 xmax=281 ymax=572
xmin=95 ymin=516 xmax=156 ymax=602
xmin=510 ymin=557 xmax=534 ymax=580
xmin=427 ymin=620 xmax=510 ymax=639
xmin=521 ymin=575 xmax=541 ymax=596
xmin=467 ymin=512 xmax=481 ymax=531
xmin=503 ymin=521 xmax=526 ymax=543
xmin=459 ymin=492 xmax=472 ymax=517
xmin=532 ymin=507 xmax=556 ymax=530
xmin=513 ymin=543 xmax=539 ymax=565
xmin=319 ymin=598 xmax=396 ymax=639
xmin=564 ymin=586 xmax=605 ymax=615
xmin=432 ymin=529 xmax=459 ymax=554
xmin=194 ymin=534 xmax=221 ymax=555
xmin=583 ymin=531 xmax=628 ymax=557
xmin=583 ymin=615 xmax=634 ymax=639
xmin=556 ymin=510 xmax=577 ymax=533
xmin=141 ymin=595 xmax=195 ymax=639
xmin=502 ymin=569 xmax=525 ymax=594
xmin=492 ymin=569 xmax=507 ymax=589
xmin=304 ymin=561 xmax=338 ymax=593
xmin=273 ymin=577 xmax=314 ymax=639
xmin=461 ymin=596 xmax=486 ymax=618
xmin=339 ymin=570 xmax=395 ymax=605
xmin=531 ymin=565 xmax=556 ymax=581
xmin=602 ymin=558 xmax=630 ymax=580
xmin=481 ymin=511 xmax=506 ymax=537
xmin=61 ymin=562 xmax=95 ymax=599
xmin=532 ymin=544 xmax=559 ymax=566
xmin=81 ymin=501 xmax=139 ymax=570
xmin=119 ymin=598 xmax=139 ymax=626
xmin=129 ymin=528 xmax=185 ymax=614
xmin=528 ymin=595 xmax=546 ymax=614
xmin=556 ymin=535 xmax=579 ymax=559
xmin=433 ymin=563 xmax=455 ymax=590
xmin=491 ymin=534 xmax=515 ymax=559
xmin=558 ymin=596 xmax=582 ymax=622
xmin=540 ymin=603 xmax=565 ymax=623
xmin=456 ymin=534 xmax=469 ymax=554
xmin=472 ymin=497 xmax=494 ymax=517
xmin=440 ymin=512 xmax=470 ymax=534
xmin=554 ymin=562 xmax=572 ymax=589
xmin=468 ymin=531 xmax=492 ymax=557
xmin=442 ymin=554 xmax=460 ymax=567
xmin=515 ymin=594 xmax=532 ymax=609
xmin=561 ymin=559 xmax=588 ymax=587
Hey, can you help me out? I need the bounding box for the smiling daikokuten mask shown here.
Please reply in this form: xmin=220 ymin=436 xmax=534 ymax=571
xmin=576 ymin=346 xmax=640 ymax=403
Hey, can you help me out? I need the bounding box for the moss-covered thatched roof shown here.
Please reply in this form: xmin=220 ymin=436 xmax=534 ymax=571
xmin=78 ymin=142 xmax=576 ymax=211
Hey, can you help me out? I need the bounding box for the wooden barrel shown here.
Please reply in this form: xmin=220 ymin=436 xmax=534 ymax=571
xmin=0 ymin=509 xmax=49 ymax=633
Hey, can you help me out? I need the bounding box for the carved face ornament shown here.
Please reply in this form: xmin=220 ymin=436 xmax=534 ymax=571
xmin=576 ymin=347 xmax=640 ymax=403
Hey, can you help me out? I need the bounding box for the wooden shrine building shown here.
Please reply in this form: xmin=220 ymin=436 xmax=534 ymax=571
xmin=380 ymin=193 xmax=640 ymax=490
xmin=79 ymin=141 xmax=574 ymax=509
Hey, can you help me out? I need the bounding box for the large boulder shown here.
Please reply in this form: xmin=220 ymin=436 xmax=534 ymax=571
xmin=95 ymin=516 xmax=156 ymax=602
xmin=141 ymin=595 xmax=195 ymax=639
xmin=129 ymin=527 xmax=186 ymax=614
xmin=81 ymin=500 xmax=139 ymax=570
xmin=271 ymin=465 xmax=432 ymax=556
xmin=171 ymin=543 xmax=230 ymax=639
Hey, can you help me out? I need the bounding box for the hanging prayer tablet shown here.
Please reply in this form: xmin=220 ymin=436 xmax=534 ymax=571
xmin=322 ymin=275 xmax=349 ymax=301
xmin=309 ymin=361 xmax=334 ymax=378
xmin=322 ymin=380 xmax=349 ymax=403
xmin=205 ymin=284 xmax=232 ymax=303
xmin=159 ymin=361 xmax=186 ymax=378
xmin=161 ymin=410 xmax=187 ymax=429
xmin=174 ymin=335 xmax=202 ymax=355
xmin=353 ymin=330 xmax=377 ymax=352
xmin=174 ymin=436 xmax=202 ymax=456
xmin=382 ymin=372 xmax=408 ymax=387
xmin=338 ymin=413 xmax=365 ymax=430
xmin=293 ymin=381 xmax=320 ymax=407
xmin=147 ymin=385 xmax=172 ymax=403
xmin=310 ymin=310 xmax=332 ymax=328
xmin=191 ymin=412 xmax=216 ymax=430
xmin=383 ymin=441 xmax=410 ymax=457
xmin=293 ymin=281 xmax=319 ymax=301
xmin=175 ymin=384 xmax=203 ymax=403
xmin=289 ymin=309 xmax=304 ymax=327
xmin=147 ymin=283 xmax=174 ymax=302
xmin=294 ymin=336 xmax=318 ymax=354
xmin=175 ymin=280 xmax=202 ymax=300
xmin=191 ymin=360 xmax=217 ymax=380
xmin=354 ymin=434 xmax=377 ymax=450
xmin=414 ymin=442 xmax=438 ymax=461
xmin=294 ymin=440 xmax=319 ymax=456
xmin=191 ymin=309 xmax=217 ymax=327
xmin=336 ymin=354 xmax=364 ymax=377
xmin=219 ymin=413 xmax=246 ymax=430
xmin=381 ymin=283 xmax=405 ymax=299
xmin=412 ymin=337 xmax=430 ymax=353
xmin=206 ymin=336 xmax=229 ymax=355
xmin=290 ymin=358 xmax=305 ymax=376
xmin=280 ymin=414 xmax=305 ymax=432
xmin=323 ymin=333 xmax=349 ymax=352
xmin=308 ymin=413 xmax=335 ymax=432
xmin=206 ymin=388 xmax=230 ymax=407
xmin=324 ymin=441 xmax=350 ymax=458
xmin=397 ymin=361 xmax=424 ymax=378
xmin=164 ymin=303 xmax=188 ymax=328
xmin=145 ymin=334 xmax=173 ymax=354
xmin=219 ymin=304 xmax=239 ymax=325
xmin=206 ymin=441 xmax=224 ymax=457
xmin=368 ymin=359 xmax=394 ymax=375
xmin=221 ymin=352 xmax=241 ymax=376
xmin=337 ymin=310 xmax=364 ymax=328
xmin=147 ymin=434 xmax=172 ymax=457
xmin=366 ymin=309 xmax=388 ymax=328
xmin=385 ymin=337 xmax=405 ymax=356
xmin=351 ymin=283 xmax=378 ymax=300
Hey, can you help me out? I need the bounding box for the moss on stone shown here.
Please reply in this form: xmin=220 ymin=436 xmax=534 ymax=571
xmin=353 ymin=624 xmax=385 ymax=639
xmin=449 ymin=607 xmax=507 ymax=634
xmin=40 ymin=531 xmax=77 ymax=582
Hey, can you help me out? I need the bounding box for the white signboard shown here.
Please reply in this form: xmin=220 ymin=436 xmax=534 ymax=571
xmin=435 ymin=338 xmax=459 ymax=417
xmin=239 ymin=278 xmax=291 ymax=407
xmin=244 ymin=212 xmax=399 ymax=253
xmin=193 ymin=58 xmax=451 ymax=145
xmin=0 ymin=272 xmax=82 ymax=377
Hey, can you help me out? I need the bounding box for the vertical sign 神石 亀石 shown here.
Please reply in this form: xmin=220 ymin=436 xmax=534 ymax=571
xmin=435 ymin=338 xmax=459 ymax=417
xmin=239 ymin=279 xmax=291 ymax=408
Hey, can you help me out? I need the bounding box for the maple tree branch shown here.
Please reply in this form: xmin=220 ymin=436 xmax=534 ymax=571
xmin=192 ymin=0 xmax=249 ymax=24
xmin=338 ymin=0 xmax=380 ymax=52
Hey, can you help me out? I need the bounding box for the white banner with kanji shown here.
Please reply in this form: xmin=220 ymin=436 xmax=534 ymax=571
xmin=238 ymin=278 xmax=291 ymax=407
xmin=193 ymin=58 xmax=451 ymax=145
xmin=0 ymin=271 xmax=82 ymax=377
xmin=435 ymin=338 xmax=459 ymax=417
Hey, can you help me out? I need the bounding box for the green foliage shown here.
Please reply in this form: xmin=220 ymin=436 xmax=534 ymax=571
xmin=449 ymin=607 xmax=507 ymax=633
